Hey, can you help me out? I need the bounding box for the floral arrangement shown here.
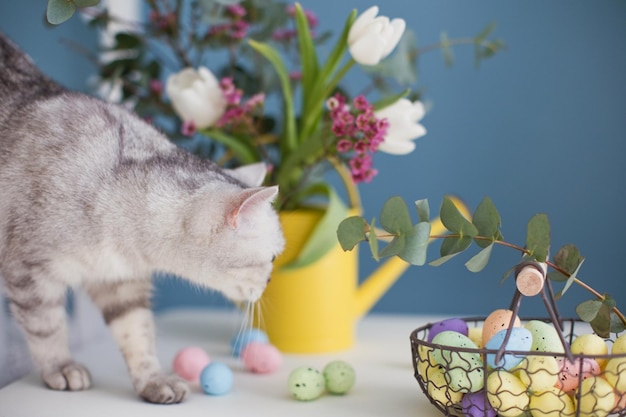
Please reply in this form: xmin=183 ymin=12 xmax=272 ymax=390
xmin=337 ymin=195 xmax=626 ymax=336
xmin=46 ymin=0 xmax=502 ymax=266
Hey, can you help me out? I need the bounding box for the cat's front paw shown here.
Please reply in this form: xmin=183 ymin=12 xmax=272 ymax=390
xmin=138 ymin=374 xmax=189 ymax=404
xmin=43 ymin=362 xmax=92 ymax=391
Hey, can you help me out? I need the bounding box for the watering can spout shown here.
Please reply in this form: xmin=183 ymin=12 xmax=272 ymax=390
xmin=354 ymin=195 xmax=470 ymax=319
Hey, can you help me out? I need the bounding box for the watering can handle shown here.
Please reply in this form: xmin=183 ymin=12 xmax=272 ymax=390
xmin=354 ymin=196 xmax=471 ymax=319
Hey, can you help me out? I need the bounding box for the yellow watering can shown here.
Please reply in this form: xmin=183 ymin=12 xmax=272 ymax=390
xmin=256 ymin=196 xmax=469 ymax=353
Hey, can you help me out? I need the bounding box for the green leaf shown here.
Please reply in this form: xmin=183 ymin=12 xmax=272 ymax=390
xmin=474 ymin=21 xmax=497 ymax=43
xmin=547 ymin=270 xmax=568 ymax=282
xmin=472 ymin=196 xmax=502 ymax=248
xmin=414 ymin=199 xmax=430 ymax=223
xmin=281 ymin=184 xmax=348 ymax=269
xmin=372 ymin=88 xmax=411 ymax=112
xmin=429 ymin=252 xmax=461 ymax=267
xmin=73 ymin=0 xmax=100 ymax=7
xmin=465 ymin=243 xmax=494 ymax=273
xmin=337 ymin=216 xmax=368 ymax=251
xmin=399 ymin=222 xmax=431 ymax=266
xmin=202 ymin=128 xmax=260 ymax=165
xmin=526 ymin=213 xmax=550 ymax=262
xmin=369 ymin=218 xmax=379 ymax=262
xmin=113 ymin=33 xmax=142 ymax=50
xmin=315 ymin=9 xmax=356 ymax=92
xmin=590 ymin=303 xmax=612 ymax=338
xmin=248 ymin=39 xmax=296 ymax=153
xmin=294 ymin=3 xmax=319 ymax=111
xmin=440 ymin=235 xmax=472 ymax=257
xmin=379 ymin=235 xmax=406 ymax=259
xmin=553 ymin=244 xmax=584 ymax=275
xmin=440 ymin=31 xmax=454 ymax=67
xmin=47 ymin=0 xmax=76 ymax=24
xmin=555 ymin=259 xmax=584 ymax=299
xmin=576 ymin=300 xmax=603 ymax=322
xmin=440 ymin=196 xmax=477 ymax=237
xmin=380 ymin=196 xmax=413 ymax=234
xmin=610 ymin=313 xmax=626 ymax=334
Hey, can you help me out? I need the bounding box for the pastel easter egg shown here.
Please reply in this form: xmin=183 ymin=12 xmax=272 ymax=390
xmin=445 ymin=365 xmax=485 ymax=393
xmin=482 ymin=309 xmax=521 ymax=346
xmin=529 ymin=386 xmax=576 ymax=417
xmin=417 ymin=345 xmax=438 ymax=379
xmin=613 ymin=391 xmax=626 ymax=413
xmin=323 ymin=360 xmax=355 ymax=395
xmin=200 ymin=362 xmax=233 ymax=395
xmin=468 ymin=327 xmax=484 ymax=349
xmin=288 ymin=366 xmax=325 ymax=401
xmin=524 ymin=320 xmax=566 ymax=354
xmin=571 ymin=333 xmax=609 ymax=368
xmin=486 ymin=370 xmax=530 ymax=417
xmin=172 ymin=346 xmax=211 ymax=383
xmin=515 ymin=355 xmax=559 ymax=392
xmin=604 ymin=356 xmax=626 ymax=393
xmin=427 ymin=318 xmax=469 ymax=342
xmin=432 ymin=331 xmax=481 ymax=368
xmin=555 ymin=357 xmax=601 ymax=392
xmin=577 ymin=376 xmax=616 ymax=417
xmin=612 ymin=334 xmax=626 ymax=354
xmin=485 ymin=327 xmax=532 ymax=370
xmin=230 ymin=328 xmax=269 ymax=357
xmin=426 ymin=366 xmax=463 ymax=407
xmin=459 ymin=390 xmax=497 ymax=417
xmin=241 ymin=342 xmax=282 ymax=374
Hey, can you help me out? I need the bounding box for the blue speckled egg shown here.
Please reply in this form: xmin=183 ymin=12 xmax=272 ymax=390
xmin=485 ymin=327 xmax=532 ymax=370
xmin=200 ymin=362 xmax=233 ymax=395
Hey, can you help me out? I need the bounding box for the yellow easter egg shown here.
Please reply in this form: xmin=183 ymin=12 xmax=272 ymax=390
xmin=571 ymin=334 xmax=609 ymax=368
xmin=529 ymin=386 xmax=576 ymax=417
xmin=612 ymin=334 xmax=626 ymax=354
xmin=613 ymin=391 xmax=626 ymax=413
xmin=426 ymin=366 xmax=463 ymax=407
xmin=604 ymin=356 xmax=626 ymax=393
xmin=483 ymin=309 xmax=522 ymax=346
xmin=576 ymin=376 xmax=616 ymax=417
xmin=417 ymin=345 xmax=438 ymax=379
xmin=468 ymin=327 xmax=484 ymax=348
xmin=487 ymin=370 xmax=530 ymax=417
xmin=516 ymin=355 xmax=559 ymax=392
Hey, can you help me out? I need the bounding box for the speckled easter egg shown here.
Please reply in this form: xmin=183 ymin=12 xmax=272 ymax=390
xmin=486 ymin=370 xmax=530 ymax=417
xmin=230 ymin=328 xmax=269 ymax=357
xmin=482 ymin=309 xmax=521 ymax=346
xmin=468 ymin=327 xmax=484 ymax=349
xmin=515 ymin=355 xmax=559 ymax=392
xmin=529 ymin=386 xmax=576 ymax=417
xmin=571 ymin=333 xmax=609 ymax=368
xmin=431 ymin=331 xmax=485 ymax=393
xmin=460 ymin=390 xmax=497 ymax=417
xmin=524 ymin=320 xmax=565 ymax=354
xmin=426 ymin=366 xmax=463 ymax=407
xmin=555 ymin=357 xmax=601 ymax=392
xmin=427 ymin=318 xmax=469 ymax=342
xmin=172 ymin=346 xmax=211 ymax=383
xmin=604 ymin=356 xmax=626 ymax=393
xmin=612 ymin=334 xmax=626 ymax=354
xmin=200 ymin=362 xmax=233 ymax=395
xmin=241 ymin=342 xmax=282 ymax=374
xmin=288 ymin=366 xmax=325 ymax=401
xmin=323 ymin=360 xmax=356 ymax=395
xmin=485 ymin=327 xmax=532 ymax=370
xmin=577 ymin=376 xmax=616 ymax=417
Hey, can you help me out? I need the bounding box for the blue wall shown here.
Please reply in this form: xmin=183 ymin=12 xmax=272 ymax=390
xmin=2 ymin=1 xmax=625 ymax=319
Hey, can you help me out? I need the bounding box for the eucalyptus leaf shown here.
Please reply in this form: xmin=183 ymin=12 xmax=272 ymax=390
xmin=47 ymin=0 xmax=76 ymax=25
xmin=399 ymin=222 xmax=431 ymax=266
xmin=281 ymin=184 xmax=348 ymax=269
xmin=380 ymin=196 xmax=413 ymax=234
xmin=555 ymin=259 xmax=584 ymax=299
xmin=526 ymin=213 xmax=550 ymax=262
xmin=576 ymin=299 xmax=603 ymax=322
xmin=369 ymin=218 xmax=379 ymax=262
xmin=440 ymin=31 xmax=454 ymax=67
xmin=440 ymin=235 xmax=472 ymax=257
xmin=547 ymin=270 xmax=568 ymax=282
xmin=604 ymin=293 xmax=617 ymax=310
xmin=337 ymin=216 xmax=368 ymax=251
xmin=429 ymin=252 xmax=461 ymax=267
xmin=465 ymin=243 xmax=494 ymax=273
xmin=610 ymin=313 xmax=626 ymax=334
xmin=553 ymin=244 xmax=584 ymax=275
xmin=415 ymin=199 xmax=430 ymax=224
xmin=472 ymin=196 xmax=502 ymax=248
xmin=440 ymin=196 xmax=477 ymax=237
xmin=379 ymin=235 xmax=406 ymax=259
xmin=73 ymin=0 xmax=100 ymax=7
xmin=590 ymin=303 xmax=612 ymax=338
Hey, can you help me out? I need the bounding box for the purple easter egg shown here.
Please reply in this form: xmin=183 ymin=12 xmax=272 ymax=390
xmin=460 ymin=390 xmax=497 ymax=417
xmin=427 ymin=318 xmax=469 ymax=342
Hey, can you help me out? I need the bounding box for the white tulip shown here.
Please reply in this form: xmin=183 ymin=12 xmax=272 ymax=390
xmin=375 ymin=99 xmax=427 ymax=155
xmin=166 ymin=66 xmax=226 ymax=129
xmin=347 ymin=6 xmax=406 ymax=66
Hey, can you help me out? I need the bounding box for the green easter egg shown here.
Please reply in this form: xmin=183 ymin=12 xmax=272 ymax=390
xmin=323 ymin=360 xmax=355 ymax=395
xmin=288 ymin=366 xmax=325 ymax=401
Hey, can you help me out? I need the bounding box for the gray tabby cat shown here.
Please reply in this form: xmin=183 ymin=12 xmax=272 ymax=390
xmin=0 ymin=33 xmax=284 ymax=403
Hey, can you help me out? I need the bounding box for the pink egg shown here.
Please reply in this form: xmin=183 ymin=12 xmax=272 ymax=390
xmin=172 ymin=346 xmax=211 ymax=382
xmin=241 ymin=342 xmax=282 ymax=374
xmin=555 ymin=357 xmax=600 ymax=392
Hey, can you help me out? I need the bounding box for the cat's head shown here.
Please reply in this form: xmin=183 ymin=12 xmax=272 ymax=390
xmin=180 ymin=163 xmax=285 ymax=302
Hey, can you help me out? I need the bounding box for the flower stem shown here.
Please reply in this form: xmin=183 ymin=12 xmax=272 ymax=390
xmin=329 ymin=156 xmax=361 ymax=209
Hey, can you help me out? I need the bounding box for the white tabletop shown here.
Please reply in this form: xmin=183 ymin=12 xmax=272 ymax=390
xmin=0 ymin=310 xmax=444 ymax=417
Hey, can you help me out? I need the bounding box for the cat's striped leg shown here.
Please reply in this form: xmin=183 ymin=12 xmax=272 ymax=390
xmin=85 ymin=280 xmax=189 ymax=404
xmin=5 ymin=271 xmax=91 ymax=390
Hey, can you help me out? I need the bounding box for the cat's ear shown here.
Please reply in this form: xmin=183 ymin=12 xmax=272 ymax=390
xmin=226 ymin=163 xmax=268 ymax=187
xmin=227 ymin=185 xmax=279 ymax=228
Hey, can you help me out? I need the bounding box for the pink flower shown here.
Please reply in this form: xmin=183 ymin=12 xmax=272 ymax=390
xmin=149 ymin=79 xmax=163 ymax=95
xmin=226 ymin=4 xmax=246 ymax=18
xmin=337 ymin=139 xmax=352 ymax=152
xmin=181 ymin=120 xmax=196 ymax=136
